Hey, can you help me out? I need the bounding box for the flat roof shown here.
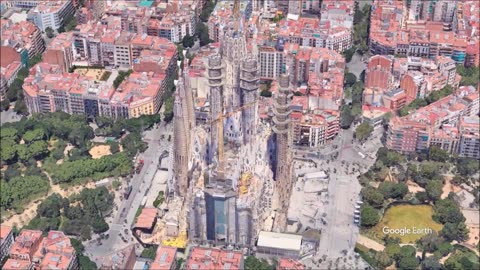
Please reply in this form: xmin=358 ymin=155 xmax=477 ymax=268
xmin=304 ymin=171 xmax=328 ymax=179
xmin=138 ymin=0 xmax=153 ymax=7
xmin=257 ymin=231 xmax=302 ymax=251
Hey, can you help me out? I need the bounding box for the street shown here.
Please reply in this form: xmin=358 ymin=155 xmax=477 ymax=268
xmin=84 ymin=122 xmax=173 ymax=262
xmin=301 ymin=128 xmax=381 ymax=269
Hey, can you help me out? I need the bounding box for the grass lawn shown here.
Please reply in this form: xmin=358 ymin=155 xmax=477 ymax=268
xmin=373 ymin=204 xmax=443 ymax=244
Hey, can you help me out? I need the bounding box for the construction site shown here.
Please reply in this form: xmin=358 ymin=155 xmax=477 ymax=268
xmin=131 ymin=0 xmax=298 ymax=252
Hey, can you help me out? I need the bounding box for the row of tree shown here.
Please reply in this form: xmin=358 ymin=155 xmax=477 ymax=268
xmin=398 ymin=85 xmax=453 ymax=116
xmin=341 ymin=80 xmax=365 ymax=129
xmin=94 ymin=114 xmax=161 ymax=138
xmin=48 ymin=152 xmax=132 ymax=184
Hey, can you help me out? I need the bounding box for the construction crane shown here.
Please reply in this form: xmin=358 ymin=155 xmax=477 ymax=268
xmin=239 ymin=172 xmax=252 ymax=195
xmin=200 ymin=101 xmax=257 ymax=175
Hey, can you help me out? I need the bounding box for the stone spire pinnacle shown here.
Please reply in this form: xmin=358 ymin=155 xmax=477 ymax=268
xmin=233 ymin=0 xmax=240 ymax=20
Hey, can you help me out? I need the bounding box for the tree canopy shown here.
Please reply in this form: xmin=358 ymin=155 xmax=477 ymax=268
xmin=360 ymin=204 xmax=380 ymax=227
xmin=361 ymin=187 xmax=384 ymax=208
xmin=355 ymin=122 xmax=374 ymax=142
xmin=1 ymin=174 xmax=49 ymax=213
xmin=244 ymin=256 xmax=275 ymax=270
xmin=163 ymin=95 xmax=175 ymax=122
xmin=199 ymin=0 xmax=215 ymax=22
xmin=456 ymin=65 xmax=479 ymax=86
xmin=378 ymin=182 xmax=408 ymax=200
xmin=49 ymin=152 xmax=132 ymax=184
xmin=45 ymin=27 xmax=54 ymax=38
xmin=344 ymin=72 xmax=357 ymax=88
xmin=182 ymin=34 xmax=195 ymax=48
xmin=26 ymin=187 xmax=114 ymax=239
xmin=196 ymin=22 xmax=212 ymax=47
xmin=121 ymin=132 xmax=147 ymax=157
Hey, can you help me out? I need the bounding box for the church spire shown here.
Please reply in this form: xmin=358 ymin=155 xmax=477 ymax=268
xmin=233 ymin=0 xmax=240 ymax=20
xmin=232 ymin=0 xmax=242 ymax=32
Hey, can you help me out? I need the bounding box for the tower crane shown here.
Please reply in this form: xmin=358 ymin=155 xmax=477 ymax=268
xmin=200 ymin=101 xmax=257 ymax=175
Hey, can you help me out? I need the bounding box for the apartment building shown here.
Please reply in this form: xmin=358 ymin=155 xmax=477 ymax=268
xmin=103 ymin=0 xmax=199 ymax=43
xmin=77 ymin=0 xmax=105 ymax=24
xmin=364 ymin=54 xmax=460 ymax=109
xmin=132 ymin=47 xmax=177 ymax=77
xmin=0 ymin=46 xmax=22 ymax=101
xmin=458 ymin=116 xmax=480 ymax=159
xmin=0 ymin=19 xmax=45 ymax=62
xmin=157 ymin=11 xmax=197 ymax=43
xmin=292 ymin=111 xmax=339 ymax=148
xmin=278 ymin=258 xmax=305 ymax=270
xmin=43 ymin=32 xmax=74 ymax=73
xmin=207 ymin=0 xmax=253 ymax=42
xmin=7 ymin=1 xmax=39 ymax=9
xmin=3 ymin=229 xmax=77 ymax=269
xmin=3 ymin=259 xmax=34 ymax=270
xmin=259 ymin=43 xmax=345 ymax=85
xmin=257 ymin=44 xmax=345 ymax=148
xmin=112 ymin=72 xmax=165 ymax=119
xmin=23 ymin=62 xmax=167 ymax=119
xmin=185 ymin=247 xmax=244 ymax=270
xmin=258 ymin=43 xmax=285 ymax=80
xmin=370 ymin=0 xmax=480 ymax=67
xmin=100 ymin=244 xmax=136 ymax=270
xmin=150 ymin=246 xmax=177 ymax=270
xmin=35 ymin=231 xmax=77 ymax=270
xmin=9 ymin=230 xmax=43 ymax=262
xmin=433 ymin=0 xmax=456 ymax=23
xmin=386 ymin=86 xmax=480 ymax=157
xmin=73 ymin=20 xmax=178 ymax=69
xmin=0 ymin=225 xmax=14 ymax=263
xmin=27 ymin=0 xmax=75 ymax=31
xmin=287 ymin=58 xmax=344 ymax=148
xmin=382 ymin=88 xmax=407 ymax=110
xmin=274 ymin=16 xmax=352 ymax=54
xmin=114 ymin=32 xmax=133 ymax=68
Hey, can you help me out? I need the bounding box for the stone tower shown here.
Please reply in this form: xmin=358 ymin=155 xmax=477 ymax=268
xmin=173 ymin=90 xmax=189 ymax=197
xmin=207 ymin=55 xmax=224 ymax=163
xmin=272 ymin=73 xmax=293 ymax=231
xmin=182 ymin=53 xmax=196 ymax=133
xmin=240 ymin=57 xmax=259 ymax=144
xmin=220 ymin=28 xmax=247 ymax=113
xmin=173 ymin=63 xmax=191 ymax=197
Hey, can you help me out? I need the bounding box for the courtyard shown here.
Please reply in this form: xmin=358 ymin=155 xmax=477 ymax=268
xmin=74 ymin=68 xmax=111 ymax=81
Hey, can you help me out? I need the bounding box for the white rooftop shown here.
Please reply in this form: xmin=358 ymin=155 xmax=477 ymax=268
xmin=257 ymin=231 xmax=302 ymax=251
xmin=304 ymin=171 xmax=328 ymax=180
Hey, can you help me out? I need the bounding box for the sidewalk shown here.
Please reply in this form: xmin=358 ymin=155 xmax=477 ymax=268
xmin=357 ymin=235 xmax=385 ymax=252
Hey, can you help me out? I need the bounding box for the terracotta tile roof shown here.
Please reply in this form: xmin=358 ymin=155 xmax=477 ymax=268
xmin=134 ymin=207 xmax=158 ymax=229
xmin=186 ymin=247 xmax=243 ymax=270
xmin=150 ymin=246 xmax=176 ymax=270
xmin=3 ymin=259 xmax=33 ymax=269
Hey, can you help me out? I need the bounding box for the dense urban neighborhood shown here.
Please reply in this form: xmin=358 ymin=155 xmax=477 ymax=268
xmin=0 ymin=0 xmax=479 ymax=270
